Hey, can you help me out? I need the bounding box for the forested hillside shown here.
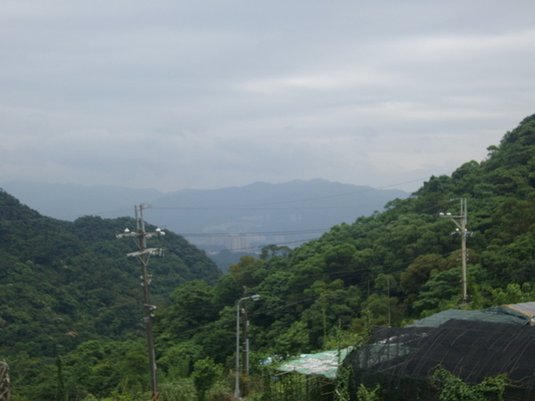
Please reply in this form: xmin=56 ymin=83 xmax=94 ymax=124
xmin=150 ymin=115 xmax=535 ymax=399
xmin=2 ymin=115 xmax=535 ymax=401
xmin=0 ymin=179 xmax=408 ymax=258
xmin=0 ymin=194 xmax=220 ymax=399
xmin=156 ymin=114 xmax=535 ymax=355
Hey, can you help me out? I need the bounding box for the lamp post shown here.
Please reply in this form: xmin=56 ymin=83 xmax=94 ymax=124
xmin=234 ymin=294 xmax=260 ymax=400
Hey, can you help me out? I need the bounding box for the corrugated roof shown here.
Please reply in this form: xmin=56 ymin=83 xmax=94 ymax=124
xmin=277 ymin=348 xmax=352 ymax=379
xmin=500 ymin=302 xmax=535 ymax=325
xmin=407 ymin=308 xmax=527 ymax=328
xmin=407 ymin=302 xmax=535 ymax=328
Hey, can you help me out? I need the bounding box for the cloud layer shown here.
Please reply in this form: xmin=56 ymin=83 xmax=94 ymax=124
xmin=1 ymin=0 xmax=534 ymax=191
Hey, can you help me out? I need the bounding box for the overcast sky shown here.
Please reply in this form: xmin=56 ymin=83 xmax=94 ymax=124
xmin=1 ymin=1 xmax=534 ymax=192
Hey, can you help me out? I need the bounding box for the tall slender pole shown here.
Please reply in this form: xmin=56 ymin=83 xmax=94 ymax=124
xmin=440 ymin=198 xmax=469 ymax=305
xmin=243 ymin=308 xmax=249 ymax=377
xmin=117 ymin=204 xmax=165 ymax=401
xmin=460 ymin=198 xmax=468 ymax=304
xmin=234 ymin=295 xmax=260 ymax=400
xmin=387 ymin=276 xmax=391 ymax=327
xmin=234 ymin=299 xmax=242 ymax=400
xmin=138 ymin=205 xmax=159 ymax=400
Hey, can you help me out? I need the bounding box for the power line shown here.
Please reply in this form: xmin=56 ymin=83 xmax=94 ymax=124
xmin=151 ymin=205 xmax=378 ymax=211
xmin=145 ymin=196 xmax=456 ymax=253
xmin=0 ymin=175 xmax=457 ymax=223
xmin=179 ymin=228 xmax=328 ymax=238
xmin=212 ymin=239 xmax=318 ymax=254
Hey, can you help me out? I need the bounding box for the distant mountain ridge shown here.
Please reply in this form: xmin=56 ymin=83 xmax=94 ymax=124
xmin=0 ymin=179 xmax=408 ymax=253
xmin=0 ymin=181 xmax=162 ymax=220
xmin=149 ymin=179 xmax=408 ymax=252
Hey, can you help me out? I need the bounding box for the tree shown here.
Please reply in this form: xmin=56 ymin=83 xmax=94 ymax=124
xmin=228 ymin=256 xmax=267 ymax=289
xmin=324 ymin=243 xmax=357 ymax=283
xmin=431 ymin=367 xmax=508 ymax=401
xmin=260 ymin=244 xmax=290 ymax=260
xmin=158 ymin=280 xmax=218 ymax=342
xmin=191 ymin=358 xmax=223 ymax=401
xmin=274 ymin=321 xmax=310 ymax=356
xmin=401 ymin=254 xmax=448 ymax=310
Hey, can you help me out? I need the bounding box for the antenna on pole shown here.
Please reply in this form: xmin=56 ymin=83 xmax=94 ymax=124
xmin=439 ymin=197 xmax=470 ymax=305
xmin=117 ymin=204 xmax=165 ymax=401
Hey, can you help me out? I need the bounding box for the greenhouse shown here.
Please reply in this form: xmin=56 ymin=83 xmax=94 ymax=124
xmin=345 ymin=303 xmax=535 ymax=401
xmin=274 ymin=302 xmax=535 ymax=400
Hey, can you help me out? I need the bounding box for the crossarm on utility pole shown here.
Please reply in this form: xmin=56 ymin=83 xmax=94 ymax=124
xmin=127 ymin=248 xmax=162 ymax=258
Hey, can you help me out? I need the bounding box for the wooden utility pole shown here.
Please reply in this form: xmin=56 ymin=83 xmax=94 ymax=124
xmin=440 ymin=198 xmax=470 ymax=304
xmin=387 ymin=276 xmax=391 ymax=327
xmin=117 ymin=204 xmax=165 ymax=401
xmin=460 ymin=198 xmax=468 ymax=304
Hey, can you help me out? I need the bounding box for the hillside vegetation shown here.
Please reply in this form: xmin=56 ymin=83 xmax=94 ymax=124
xmin=152 ymin=115 xmax=535 ymax=400
xmin=0 ymin=179 xmax=408 ymax=258
xmin=0 ymin=195 xmax=220 ymax=399
xmin=156 ymin=115 xmax=535 ymax=362
xmin=2 ymin=115 xmax=535 ymax=401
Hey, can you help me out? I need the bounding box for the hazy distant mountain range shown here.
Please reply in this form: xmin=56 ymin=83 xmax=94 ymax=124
xmin=1 ymin=179 xmax=407 ymax=254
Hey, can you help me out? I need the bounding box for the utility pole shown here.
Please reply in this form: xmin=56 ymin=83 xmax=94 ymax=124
xmin=117 ymin=204 xmax=165 ymax=401
xmin=234 ymin=294 xmax=260 ymax=400
xmin=242 ymin=308 xmax=249 ymax=377
xmin=387 ymin=276 xmax=391 ymax=327
xmin=440 ymin=198 xmax=469 ymax=304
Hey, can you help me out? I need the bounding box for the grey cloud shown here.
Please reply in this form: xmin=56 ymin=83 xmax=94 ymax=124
xmin=1 ymin=1 xmax=534 ymax=192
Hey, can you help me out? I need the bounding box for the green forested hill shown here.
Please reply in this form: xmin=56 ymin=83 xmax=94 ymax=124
xmin=0 ymin=193 xmax=220 ymax=399
xmin=3 ymin=115 xmax=535 ymax=401
xmin=154 ymin=115 xmax=535 ymax=379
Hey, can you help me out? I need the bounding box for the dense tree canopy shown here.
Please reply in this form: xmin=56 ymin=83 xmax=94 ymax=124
xmin=0 ymin=194 xmax=220 ymax=399
xmin=152 ymin=115 xmax=535 ymax=369
xmin=1 ymin=114 xmax=534 ymax=400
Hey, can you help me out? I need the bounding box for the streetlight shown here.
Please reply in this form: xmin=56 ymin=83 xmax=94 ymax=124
xmin=234 ymin=294 xmax=260 ymax=400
